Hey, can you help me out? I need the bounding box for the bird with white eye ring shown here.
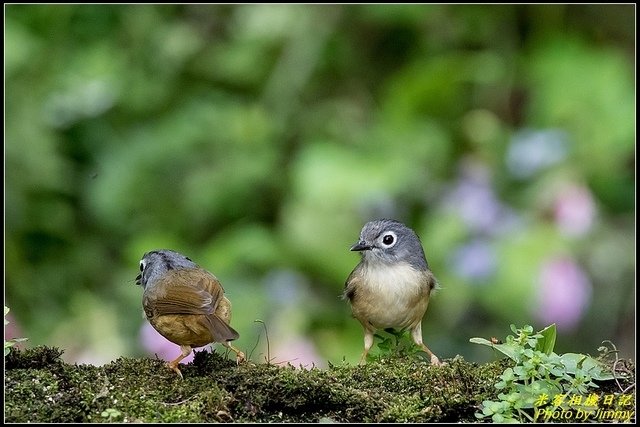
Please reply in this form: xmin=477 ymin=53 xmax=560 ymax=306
xmin=343 ymin=219 xmax=442 ymax=365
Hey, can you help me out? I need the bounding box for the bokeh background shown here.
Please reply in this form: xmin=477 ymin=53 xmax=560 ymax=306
xmin=5 ymin=4 xmax=635 ymax=368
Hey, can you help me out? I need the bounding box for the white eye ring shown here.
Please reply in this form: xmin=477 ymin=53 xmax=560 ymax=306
xmin=139 ymin=261 xmax=145 ymax=272
xmin=380 ymin=231 xmax=397 ymax=248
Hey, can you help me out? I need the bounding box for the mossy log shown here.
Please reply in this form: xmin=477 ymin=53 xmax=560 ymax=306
xmin=4 ymin=346 xmax=634 ymax=423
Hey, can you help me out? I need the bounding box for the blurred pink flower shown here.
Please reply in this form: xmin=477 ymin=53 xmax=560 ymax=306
xmin=139 ymin=322 xmax=209 ymax=364
xmin=553 ymin=183 xmax=596 ymax=237
xmin=534 ymin=257 xmax=592 ymax=332
xmin=4 ymin=311 xmax=26 ymax=351
xmin=270 ymin=337 xmax=325 ymax=369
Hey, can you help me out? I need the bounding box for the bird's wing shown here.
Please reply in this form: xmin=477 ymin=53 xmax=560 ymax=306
xmin=421 ymin=269 xmax=439 ymax=293
xmin=342 ymin=264 xmax=363 ymax=301
xmin=144 ymin=273 xmax=224 ymax=316
xmin=143 ymin=271 xmax=239 ymax=342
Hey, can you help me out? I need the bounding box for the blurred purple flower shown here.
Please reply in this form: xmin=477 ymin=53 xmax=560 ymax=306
xmin=264 ymin=269 xmax=308 ymax=307
xmin=534 ymin=257 xmax=592 ymax=332
xmin=553 ymin=183 xmax=596 ymax=237
xmin=450 ymin=239 xmax=497 ymax=282
xmin=506 ymin=128 xmax=569 ymax=179
xmin=443 ymin=158 xmax=520 ymax=235
xmin=140 ymin=322 xmax=209 ymax=365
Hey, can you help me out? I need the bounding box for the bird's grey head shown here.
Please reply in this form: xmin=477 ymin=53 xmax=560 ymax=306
xmin=350 ymin=219 xmax=429 ymax=270
xmin=135 ymin=249 xmax=198 ymax=288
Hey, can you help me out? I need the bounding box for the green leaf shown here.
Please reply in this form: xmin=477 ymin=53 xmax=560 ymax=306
xmin=471 ymin=324 xmax=552 ymax=361
xmin=559 ymin=353 xmax=616 ymax=381
xmin=535 ymin=323 xmax=556 ymax=355
xmin=469 ymin=337 xmax=519 ymax=361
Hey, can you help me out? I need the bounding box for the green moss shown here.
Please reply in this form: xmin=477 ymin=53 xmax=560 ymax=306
xmin=4 ymin=346 xmax=634 ymax=423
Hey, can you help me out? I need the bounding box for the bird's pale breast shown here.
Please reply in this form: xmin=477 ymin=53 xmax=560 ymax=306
xmin=351 ymin=261 xmax=431 ymax=330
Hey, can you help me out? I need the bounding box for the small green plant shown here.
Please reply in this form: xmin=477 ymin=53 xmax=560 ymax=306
xmin=471 ymin=324 xmax=616 ymax=423
xmin=368 ymin=329 xmax=421 ymax=361
xmin=4 ymin=306 xmax=28 ymax=356
xmin=101 ymin=408 xmax=123 ymax=421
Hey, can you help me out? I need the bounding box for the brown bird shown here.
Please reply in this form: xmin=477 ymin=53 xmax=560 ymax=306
xmin=343 ymin=219 xmax=441 ymax=365
xmin=135 ymin=249 xmax=245 ymax=378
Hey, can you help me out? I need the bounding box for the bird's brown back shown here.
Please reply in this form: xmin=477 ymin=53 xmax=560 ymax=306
xmin=143 ymin=268 xmax=239 ymax=345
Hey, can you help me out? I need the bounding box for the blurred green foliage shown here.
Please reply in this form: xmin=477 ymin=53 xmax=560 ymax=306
xmin=5 ymin=4 xmax=635 ymax=366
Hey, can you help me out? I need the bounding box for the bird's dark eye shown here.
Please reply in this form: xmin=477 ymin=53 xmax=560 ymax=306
xmin=139 ymin=262 xmax=144 ymax=272
xmin=382 ymin=234 xmax=395 ymax=246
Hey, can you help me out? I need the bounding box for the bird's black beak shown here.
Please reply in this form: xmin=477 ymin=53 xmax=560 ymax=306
xmin=135 ymin=274 xmax=142 ymax=285
xmin=350 ymin=241 xmax=372 ymax=251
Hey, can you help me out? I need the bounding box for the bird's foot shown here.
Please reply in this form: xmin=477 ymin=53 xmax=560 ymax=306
xmin=167 ymin=361 xmax=184 ymax=379
xmin=224 ymin=342 xmax=246 ymax=365
xmin=430 ymin=354 xmax=443 ymax=366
